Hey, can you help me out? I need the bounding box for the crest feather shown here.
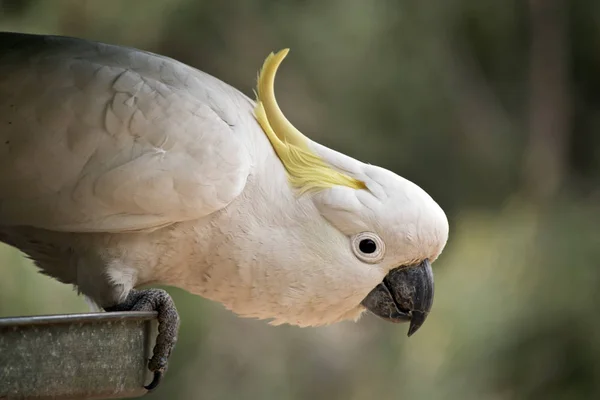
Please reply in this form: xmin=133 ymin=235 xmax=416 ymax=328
xmin=253 ymin=49 xmax=366 ymax=194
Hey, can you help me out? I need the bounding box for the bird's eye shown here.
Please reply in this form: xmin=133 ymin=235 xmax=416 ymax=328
xmin=359 ymin=239 xmax=377 ymax=254
xmin=351 ymin=232 xmax=385 ymax=263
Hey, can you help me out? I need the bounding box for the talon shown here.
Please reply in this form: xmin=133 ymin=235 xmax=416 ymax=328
xmin=104 ymin=289 xmax=179 ymax=392
xmin=145 ymin=370 xmax=163 ymax=391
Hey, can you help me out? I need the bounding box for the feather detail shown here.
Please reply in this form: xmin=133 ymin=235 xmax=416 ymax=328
xmin=253 ymin=49 xmax=366 ymax=194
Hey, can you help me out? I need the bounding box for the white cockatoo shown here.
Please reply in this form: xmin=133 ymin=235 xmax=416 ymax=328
xmin=0 ymin=32 xmax=449 ymax=390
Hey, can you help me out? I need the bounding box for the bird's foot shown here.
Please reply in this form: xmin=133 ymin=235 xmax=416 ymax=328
xmin=104 ymin=288 xmax=180 ymax=392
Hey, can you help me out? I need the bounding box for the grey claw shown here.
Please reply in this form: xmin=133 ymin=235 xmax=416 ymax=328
xmin=104 ymin=288 xmax=179 ymax=393
xmin=144 ymin=370 xmax=163 ymax=391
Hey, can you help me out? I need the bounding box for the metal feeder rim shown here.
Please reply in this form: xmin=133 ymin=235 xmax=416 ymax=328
xmin=0 ymin=311 xmax=158 ymax=327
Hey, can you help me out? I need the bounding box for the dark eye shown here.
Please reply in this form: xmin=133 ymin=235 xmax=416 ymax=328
xmin=359 ymin=239 xmax=377 ymax=254
xmin=351 ymin=232 xmax=385 ymax=263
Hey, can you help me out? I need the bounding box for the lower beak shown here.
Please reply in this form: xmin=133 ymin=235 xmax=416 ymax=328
xmin=360 ymin=259 xmax=434 ymax=336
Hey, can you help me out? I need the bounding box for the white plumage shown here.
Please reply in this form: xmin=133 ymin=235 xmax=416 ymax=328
xmin=0 ymin=33 xmax=250 ymax=232
xmin=0 ymin=32 xmax=449 ymax=387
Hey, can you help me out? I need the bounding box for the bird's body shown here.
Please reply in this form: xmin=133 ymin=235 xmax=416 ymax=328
xmin=0 ymin=32 xmax=309 ymax=324
xmin=0 ymin=32 xmax=449 ymax=389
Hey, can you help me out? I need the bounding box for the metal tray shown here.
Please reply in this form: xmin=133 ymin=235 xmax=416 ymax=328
xmin=0 ymin=311 xmax=158 ymax=399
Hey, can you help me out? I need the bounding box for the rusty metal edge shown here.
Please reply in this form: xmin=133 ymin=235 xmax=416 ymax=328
xmin=0 ymin=311 xmax=158 ymax=327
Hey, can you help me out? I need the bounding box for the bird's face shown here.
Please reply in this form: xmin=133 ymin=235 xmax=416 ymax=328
xmin=233 ymin=161 xmax=448 ymax=333
xmin=303 ymin=163 xmax=449 ymax=335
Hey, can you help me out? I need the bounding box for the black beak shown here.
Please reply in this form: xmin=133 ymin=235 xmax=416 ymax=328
xmin=360 ymin=259 xmax=434 ymax=336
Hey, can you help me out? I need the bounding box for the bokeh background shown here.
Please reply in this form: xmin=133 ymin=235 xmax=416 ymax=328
xmin=1 ymin=0 xmax=599 ymax=399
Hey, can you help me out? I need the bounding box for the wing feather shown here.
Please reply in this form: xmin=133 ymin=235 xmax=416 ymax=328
xmin=0 ymin=32 xmax=251 ymax=232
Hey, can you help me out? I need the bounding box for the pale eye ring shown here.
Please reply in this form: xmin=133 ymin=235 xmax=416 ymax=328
xmin=351 ymin=232 xmax=385 ymax=263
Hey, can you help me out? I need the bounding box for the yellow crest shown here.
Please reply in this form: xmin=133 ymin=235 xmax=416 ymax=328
xmin=253 ymin=49 xmax=366 ymax=195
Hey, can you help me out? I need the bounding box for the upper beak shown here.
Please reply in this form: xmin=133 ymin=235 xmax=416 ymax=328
xmin=360 ymin=259 xmax=434 ymax=336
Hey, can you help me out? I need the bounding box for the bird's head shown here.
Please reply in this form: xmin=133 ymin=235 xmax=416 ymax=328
xmin=250 ymin=49 xmax=449 ymax=335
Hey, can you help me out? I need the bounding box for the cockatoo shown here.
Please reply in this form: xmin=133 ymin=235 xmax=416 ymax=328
xmin=0 ymin=32 xmax=448 ymax=390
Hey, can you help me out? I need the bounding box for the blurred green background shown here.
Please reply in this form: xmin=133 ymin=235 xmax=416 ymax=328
xmin=1 ymin=0 xmax=599 ymax=399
